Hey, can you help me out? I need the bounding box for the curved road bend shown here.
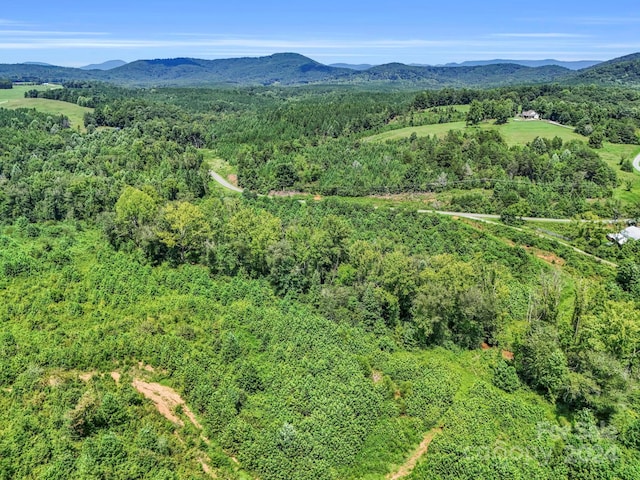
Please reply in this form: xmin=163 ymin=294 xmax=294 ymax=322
xmin=209 ymin=171 xmax=243 ymax=193
xmin=634 ymin=150 xmax=640 ymax=173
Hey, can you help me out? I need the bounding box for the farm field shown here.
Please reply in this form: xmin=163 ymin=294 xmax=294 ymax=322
xmin=364 ymin=118 xmax=586 ymax=145
xmin=0 ymin=84 xmax=92 ymax=130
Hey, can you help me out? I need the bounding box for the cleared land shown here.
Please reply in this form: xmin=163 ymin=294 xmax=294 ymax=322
xmin=364 ymin=118 xmax=585 ymax=145
xmin=0 ymin=84 xmax=92 ymax=131
xmin=598 ymin=142 xmax=640 ymax=204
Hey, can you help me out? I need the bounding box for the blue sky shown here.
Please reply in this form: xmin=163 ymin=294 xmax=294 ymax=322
xmin=1 ymin=1 xmax=640 ymax=66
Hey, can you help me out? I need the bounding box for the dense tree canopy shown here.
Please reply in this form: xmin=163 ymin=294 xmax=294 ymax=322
xmin=2 ymin=80 xmax=640 ymax=479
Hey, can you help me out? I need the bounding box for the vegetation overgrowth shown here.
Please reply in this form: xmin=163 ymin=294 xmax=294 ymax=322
xmin=1 ymin=76 xmax=640 ymax=479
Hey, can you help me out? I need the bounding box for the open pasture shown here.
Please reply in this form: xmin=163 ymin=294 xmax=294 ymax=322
xmin=0 ymin=84 xmax=92 ymax=130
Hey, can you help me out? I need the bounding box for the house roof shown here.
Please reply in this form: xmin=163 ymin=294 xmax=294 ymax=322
xmin=607 ymin=226 xmax=640 ymax=245
xmin=622 ymin=226 xmax=640 ymax=241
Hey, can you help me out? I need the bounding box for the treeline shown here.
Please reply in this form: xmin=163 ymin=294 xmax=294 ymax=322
xmin=237 ymin=128 xmax=619 ymax=217
xmin=25 ymin=81 xmax=136 ymax=108
xmin=413 ymin=84 xmax=640 ymax=144
xmin=0 ymin=78 xmax=11 ymax=89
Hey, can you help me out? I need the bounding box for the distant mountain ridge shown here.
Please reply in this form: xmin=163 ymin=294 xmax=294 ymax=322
xmin=23 ymin=61 xmax=57 ymax=67
xmin=329 ymin=63 xmax=375 ymax=70
xmin=439 ymin=59 xmax=601 ymax=70
xmin=80 ymin=60 xmax=127 ymax=71
xmin=0 ymin=52 xmax=638 ymax=88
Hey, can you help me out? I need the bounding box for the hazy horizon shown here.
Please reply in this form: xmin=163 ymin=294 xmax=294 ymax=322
xmin=1 ymin=0 xmax=638 ymax=67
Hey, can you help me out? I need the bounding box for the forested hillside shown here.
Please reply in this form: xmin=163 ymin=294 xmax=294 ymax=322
xmin=1 ymin=51 xmax=639 ymax=88
xmin=2 ymin=77 xmax=640 ymax=479
xmin=573 ymin=53 xmax=640 ymax=87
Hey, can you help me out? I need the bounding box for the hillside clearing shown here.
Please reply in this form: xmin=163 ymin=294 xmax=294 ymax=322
xmin=0 ymin=84 xmax=92 ymax=130
xmin=363 ymin=118 xmax=586 ymax=145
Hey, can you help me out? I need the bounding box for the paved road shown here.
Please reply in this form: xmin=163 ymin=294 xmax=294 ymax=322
xmin=209 ymin=172 xmax=626 ymax=224
xmin=634 ymin=151 xmax=640 ymax=173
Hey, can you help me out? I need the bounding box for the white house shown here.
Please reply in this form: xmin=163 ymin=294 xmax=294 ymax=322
xmin=521 ymin=110 xmax=540 ymax=120
xmin=607 ymin=226 xmax=640 ymax=246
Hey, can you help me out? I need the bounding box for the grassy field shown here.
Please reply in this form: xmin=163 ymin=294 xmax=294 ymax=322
xmin=364 ymin=118 xmax=585 ymax=145
xmin=597 ymin=142 xmax=640 ymax=204
xmin=0 ymin=84 xmax=92 ymax=131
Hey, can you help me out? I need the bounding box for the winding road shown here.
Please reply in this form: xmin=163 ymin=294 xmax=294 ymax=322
xmin=634 ymin=150 xmax=640 ymax=173
xmin=208 ymin=170 xmax=620 ymax=267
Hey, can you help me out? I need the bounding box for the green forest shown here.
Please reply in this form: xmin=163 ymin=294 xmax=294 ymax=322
xmin=2 ymin=74 xmax=640 ymax=480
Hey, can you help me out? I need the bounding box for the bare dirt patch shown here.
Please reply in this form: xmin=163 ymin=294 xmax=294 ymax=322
xmin=501 ymin=350 xmax=515 ymax=361
xmin=370 ymin=192 xmax=438 ymax=203
xmin=138 ymin=362 xmax=156 ymax=373
xmin=79 ymin=371 xmax=97 ymax=382
xmin=523 ymin=246 xmax=565 ymax=266
xmin=387 ymin=427 xmax=442 ymax=480
xmin=132 ymin=379 xmax=201 ymax=429
xmin=110 ymin=371 xmax=121 ymax=383
xmin=372 ymin=370 xmax=383 ymax=384
xmin=268 ymin=190 xmax=305 ymax=197
xmin=48 ymin=375 xmax=63 ymax=387
xmin=227 ymin=174 xmax=238 ymax=186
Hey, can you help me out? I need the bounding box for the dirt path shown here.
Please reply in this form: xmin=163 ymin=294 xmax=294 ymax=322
xmin=387 ymin=427 xmax=442 ymax=480
xmin=208 ymin=168 xmax=626 ymax=225
xmin=130 ymin=378 xmax=219 ymax=477
xmin=132 ymin=379 xmax=202 ymax=428
xmin=209 ymin=170 xmax=243 ymax=193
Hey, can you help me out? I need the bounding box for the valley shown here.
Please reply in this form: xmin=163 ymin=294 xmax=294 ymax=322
xmin=1 ymin=48 xmax=640 ymax=479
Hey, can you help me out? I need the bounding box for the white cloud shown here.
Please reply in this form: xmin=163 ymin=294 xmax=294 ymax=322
xmin=573 ymin=16 xmax=640 ymax=26
xmin=0 ymin=30 xmax=107 ymax=36
xmin=490 ymin=33 xmax=589 ymax=38
xmin=0 ymin=36 xmax=487 ymax=50
xmin=0 ymin=18 xmax=32 ymax=27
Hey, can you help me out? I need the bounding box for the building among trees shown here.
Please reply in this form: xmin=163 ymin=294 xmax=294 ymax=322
xmin=607 ymin=225 xmax=640 ymax=245
xmin=520 ymin=110 xmax=540 ymax=120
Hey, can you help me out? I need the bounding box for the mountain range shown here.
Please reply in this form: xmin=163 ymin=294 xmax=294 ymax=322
xmin=0 ymin=52 xmax=638 ymax=88
xmin=334 ymin=59 xmax=602 ymax=70
xmin=80 ymin=60 xmax=128 ymax=71
xmin=439 ymin=59 xmax=601 ymax=70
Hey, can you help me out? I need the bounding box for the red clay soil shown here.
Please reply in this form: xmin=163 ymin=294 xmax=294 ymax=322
xmin=131 ymin=379 xmax=202 ymax=429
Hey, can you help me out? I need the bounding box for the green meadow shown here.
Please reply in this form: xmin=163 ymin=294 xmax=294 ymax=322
xmin=597 ymin=142 xmax=640 ymax=204
xmin=0 ymin=84 xmax=92 ymax=131
xmin=364 ymin=118 xmax=586 ymax=145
